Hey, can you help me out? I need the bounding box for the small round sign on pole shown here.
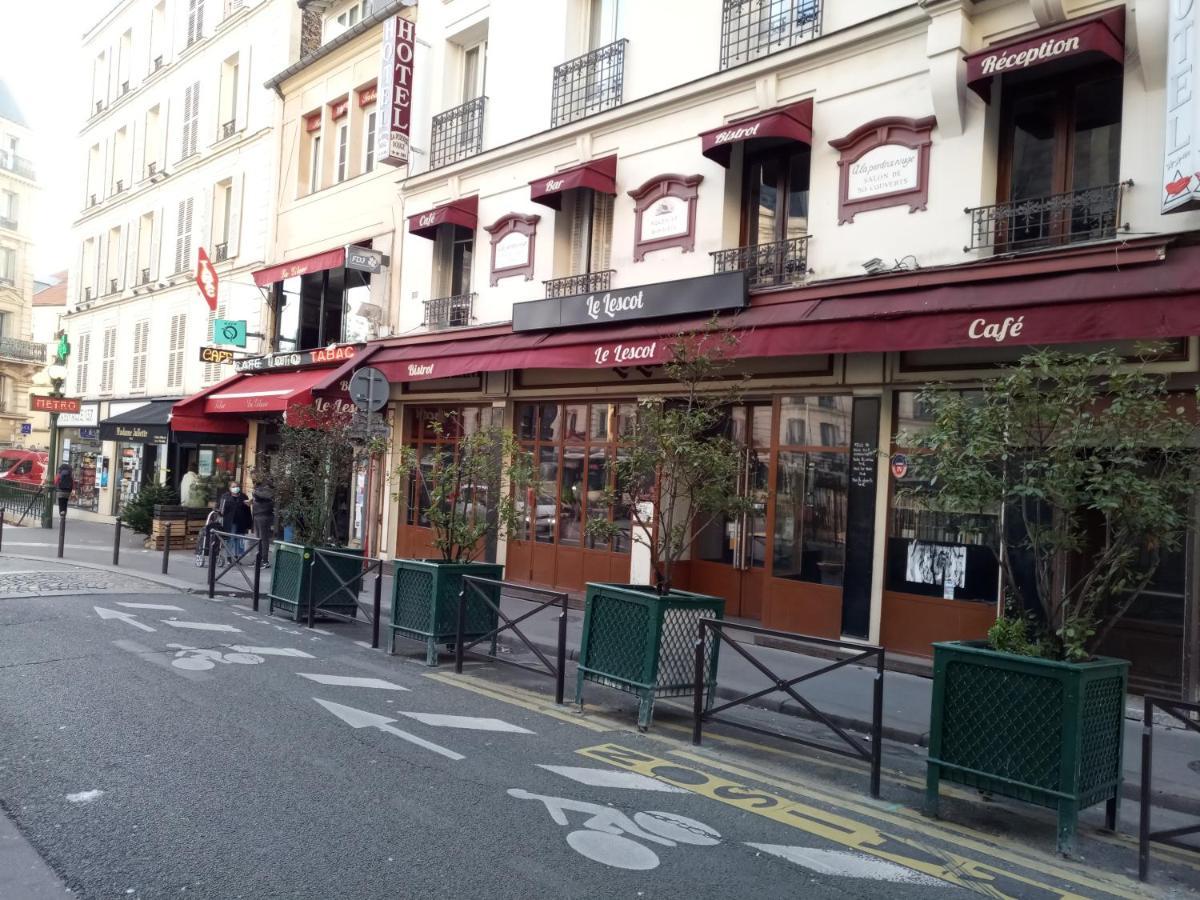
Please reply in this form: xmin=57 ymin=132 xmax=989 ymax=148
xmin=890 ymin=453 xmax=909 ymax=479
xmin=348 ymin=366 xmax=390 ymax=413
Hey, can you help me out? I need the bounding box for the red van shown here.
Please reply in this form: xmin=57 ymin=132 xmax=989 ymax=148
xmin=0 ymin=450 xmax=48 ymax=486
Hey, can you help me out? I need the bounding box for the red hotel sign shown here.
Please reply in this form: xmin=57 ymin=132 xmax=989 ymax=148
xmin=376 ymin=15 xmax=415 ymax=167
xmin=31 ymin=395 xmax=81 ymax=414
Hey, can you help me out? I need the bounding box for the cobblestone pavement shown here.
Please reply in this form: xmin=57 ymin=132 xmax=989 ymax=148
xmin=0 ymin=557 xmax=173 ymax=596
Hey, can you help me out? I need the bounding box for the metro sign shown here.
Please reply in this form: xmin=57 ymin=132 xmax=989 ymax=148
xmin=196 ymin=247 xmax=218 ymax=311
xmin=31 ymin=395 xmax=81 ymax=414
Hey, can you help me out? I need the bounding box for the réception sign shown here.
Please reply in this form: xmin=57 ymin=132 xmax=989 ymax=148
xmin=1164 ymin=1 xmax=1200 ymax=213
xmin=376 ymin=15 xmax=415 ymax=167
xmin=512 ymin=271 xmax=747 ymax=333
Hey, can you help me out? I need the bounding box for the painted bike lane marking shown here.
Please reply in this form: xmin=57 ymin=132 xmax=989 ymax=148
xmin=297 ymin=674 xmax=408 ymax=690
xmin=576 ymin=743 xmax=1104 ymax=900
xmin=314 ymin=698 xmax=464 ymax=761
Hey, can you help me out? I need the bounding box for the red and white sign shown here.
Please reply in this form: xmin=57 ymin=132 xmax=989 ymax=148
xmin=196 ymin=247 xmax=218 ymax=312
xmin=358 ymin=83 xmax=378 ymax=107
xmin=31 ymin=395 xmax=82 ymax=414
xmin=376 ymin=15 xmax=415 ymax=167
xmin=330 ymin=97 xmax=349 ymax=120
xmin=305 ymin=113 xmax=322 ymax=133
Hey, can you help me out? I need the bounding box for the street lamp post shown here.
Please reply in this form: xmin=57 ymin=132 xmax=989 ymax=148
xmin=41 ymin=362 xmax=68 ymax=529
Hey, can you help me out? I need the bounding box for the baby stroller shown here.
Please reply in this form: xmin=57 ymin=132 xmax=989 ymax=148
xmin=194 ymin=510 xmax=227 ymax=569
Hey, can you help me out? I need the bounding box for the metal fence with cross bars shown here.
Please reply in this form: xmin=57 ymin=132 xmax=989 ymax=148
xmin=206 ymin=529 xmax=264 ymax=610
xmin=1140 ymin=694 xmax=1200 ymax=880
xmin=305 ymin=547 xmax=385 ymax=650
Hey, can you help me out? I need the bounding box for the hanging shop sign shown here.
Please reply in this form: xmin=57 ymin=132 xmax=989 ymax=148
xmin=233 ymin=344 xmax=359 ymax=373
xmin=376 ymin=14 xmax=416 ymax=167
xmin=199 ymin=346 xmax=236 ymax=365
xmin=512 ymin=271 xmax=748 ymax=333
xmin=214 ymin=318 xmax=247 ymax=348
xmin=196 ymin=247 xmax=218 ymax=312
xmin=31 ymin=395 xmax=81 ymax=415
xmin=829 ymin=117 xmax=935 ymax=224
xmin=1165 ymin=2 xmax=1200 ymax=213
xmin=99 ymin=421 xmax=169 ymax=445
xmin=346 ymin=246 xmax=386 ymax=274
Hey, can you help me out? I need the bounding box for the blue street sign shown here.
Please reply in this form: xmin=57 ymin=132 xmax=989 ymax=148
xmin=19 ymin=423 xmax=31 ymax=435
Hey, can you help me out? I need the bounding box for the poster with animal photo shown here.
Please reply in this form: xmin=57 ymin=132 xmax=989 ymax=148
xmin=906 ymin=541 xmax=967 ymax=589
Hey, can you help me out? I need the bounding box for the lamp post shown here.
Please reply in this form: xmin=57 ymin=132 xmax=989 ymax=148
xmin=41 ymin=361 xmax=68 ymax=529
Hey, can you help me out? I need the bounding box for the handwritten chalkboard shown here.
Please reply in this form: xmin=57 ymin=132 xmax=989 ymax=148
xmin=841 ymin=398 xmax=880 ymax=638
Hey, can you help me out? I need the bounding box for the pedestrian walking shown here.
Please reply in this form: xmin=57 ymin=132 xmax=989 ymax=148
xmin=54 ymin=464 xmax=73 ymax=519
xmin=216 ymin=482 xmax=251 ymax=559
xmin=251 ymin=479 xmax=275 ymax=567
xmin=179 ymin=464 xmax=199 ymax=507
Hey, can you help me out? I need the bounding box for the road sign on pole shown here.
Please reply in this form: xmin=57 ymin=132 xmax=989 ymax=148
xmin=196 ymin=247 xmax=218 ymax=311
xmin=213 ymin=319 xmax=247 ymax=348
xmin=348 ymin=366 xmax=390 ymax=412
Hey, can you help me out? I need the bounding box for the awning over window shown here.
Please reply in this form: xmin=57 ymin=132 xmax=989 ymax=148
xmin=99 ymin=399 xmax=175 ymax=445
xmin=252 ymin=247 xmax=347 ymax=288
xmin=407 ymin=196 xmax=479 ymax=240
xmin=965 ymin=8 xmax=1126 ymax=102
xmin=699 ymin=99 xmax=814 ymax=168
xmin=529 ymin=155 xmax=618 ymax=210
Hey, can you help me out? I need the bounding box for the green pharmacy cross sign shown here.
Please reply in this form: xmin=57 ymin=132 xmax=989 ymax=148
xmin=214 ymin=319 xmax=248 ymax=348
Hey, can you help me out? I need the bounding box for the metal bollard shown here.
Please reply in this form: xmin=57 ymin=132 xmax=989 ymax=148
xmin=0 ymin=511 xmax=5 ymax=552
xmin=57 ymin=509 xmax=66 ymax=558
xmin=207 ymin=533 xmax=217 ymax=599
xmin=112 ymin=519 xmax=121 ymax=565
xmin=555 ymin=594 xmax=568 ymax=705
xmin=372 ymin=567 xmax=383 ymax=649
xmin=305 ymin=552 xmax=316 ymax=628
xmin=251 ymin=541 xmax=262 ymax=612
xmin=161 ymin=522 xmax=171 ymax=574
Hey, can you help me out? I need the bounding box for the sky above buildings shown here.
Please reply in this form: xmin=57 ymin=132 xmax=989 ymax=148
xmin=1 ymin=1 xmax=93 ymax=277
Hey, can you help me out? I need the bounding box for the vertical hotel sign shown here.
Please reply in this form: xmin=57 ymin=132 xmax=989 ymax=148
xmin=376 ymin=15 xmax=415 ymax=167
xmin=1164 ymin=2 xmax=1200 ymax=213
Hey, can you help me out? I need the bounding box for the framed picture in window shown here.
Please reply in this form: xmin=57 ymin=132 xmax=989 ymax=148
xmin=628 ymin=174 xmax=703 ymax=261
xmin=828 ymin=116 xmax=936 ymax=224
xmin=484 ymin=213 xmax=540 ymax=286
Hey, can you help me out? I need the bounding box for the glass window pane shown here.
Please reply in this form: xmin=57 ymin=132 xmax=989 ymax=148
xmin=535 ymin=446 xmax=558 ymax=544
xmin=786 ymin=149 xmax=809 ymax=238
xmin=560 ymin=446 xmax=585 ymax=545
xmin=588 ymin=404 xmax=610 ymax=441
xmin=276 ymin=277 xmax=302 ymax=352
xmin=616 ymin=403 xmax=636 ymax=438
xmin=612 ymin=447 xmax=632 ymax=553
xmin=538 ymin=403 xmax=561 ymax=441
xmin=516 ymin=404 xmax=537 ymax=441
xmin=747 ymin=449 xmax=768 ymax=568
xmin=585 ymin=448 xmax=610 ymax=550
xmin=1071 ymin=75 xmax=1122 ymax=191
xmin=563 ymin=404 xmax=588 ymax=441
xmin=1008 ymin=90 xmax=1057 ymax=201
xmin=772 ymin=451 xmax=847 ymax=585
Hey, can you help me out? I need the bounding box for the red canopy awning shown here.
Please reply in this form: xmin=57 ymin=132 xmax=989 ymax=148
xmin=529 ymin=156 xmax=618 ymax=210
xmin=407 ymin=196 xmax=479 ymax=240
xmin=253 ymin=247 xmax=346 ymax=288
xmin=699 ymin=99 xmax=813 ymax=168
xmin=965 ymin=8 xmax=1125 ymax=101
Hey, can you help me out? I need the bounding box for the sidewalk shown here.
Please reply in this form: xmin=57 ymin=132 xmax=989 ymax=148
xmin=7 ymin=517 xmax=1199 ymax=816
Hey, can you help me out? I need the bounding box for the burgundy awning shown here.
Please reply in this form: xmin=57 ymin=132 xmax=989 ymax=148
xmin=965 ymin=8 xmax=1125 ymax=102
xmin=529 ymin=156 xmax=618 ymax=210
xmin=699 ymin=99 xmax=814 ymax=168
xmin=407 ymin=196 xmax=479 ymax=240
xmin=253 ymin=247 xmax=346 ymax=287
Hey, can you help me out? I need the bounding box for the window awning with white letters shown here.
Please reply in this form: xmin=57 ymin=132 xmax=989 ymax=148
xmin=528 ymin=156 xmax=618 ymax=210
xmin=698 ymin=99 xmax=814 ymax=168
xmin=406 ymin=196 xmax=479 ymax=240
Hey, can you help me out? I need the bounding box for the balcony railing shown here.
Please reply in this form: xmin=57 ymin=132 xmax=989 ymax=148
xmin=544 ymin=270 xmax=614 ymax=299
xmin=711 ymin=235 xmax=811 ymax=291
xmin=221 ymin=119 xmax=236 ymax=140
xmin=145 ymin=160 xmax=159 ymax=179
xmin=214 ymin=242 xmax=229 ymax=263
xmin=139 ymin=268 xmax=151 ymax=286
xmin=88 ymin=194 xmax=98 ymax=208
xmin=423 ymin=292 xmax=474 ymax=328
xmin=430 ymin=96 xmax=486 ymax=169
xmin=0 ymin=152 xmax=34 ymax=180
xmin=109 ymin=278 xmax=119 ymax=294
xmin=0 ymin=216 xmax=16 ymax=231
xmin=720 ymin=0 xmax=822 ymax=70
xmin=94 ymin=99 xmax=104 ymax=115
xmin=965 ymin=182 xmax=1129 ymax=254
xmin=551 ymin=39 xmax=627 ymax=128
xmin=121 ymin=80 xmax=130 ymax=95
xmin=114 ymin=179 xmax=125 ymax=193
xmin=84 ymin=287 xmax=94 ymax=301
xmin=154 ymin=55 xmax=164 ymax=71
xmin=0 ymin=337 xmax=46 ymax=364
xmin=225 ymin=0 xmax=245 ymax=17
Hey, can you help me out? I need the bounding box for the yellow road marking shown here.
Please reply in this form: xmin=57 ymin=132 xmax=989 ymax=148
xmin=423 ymin=671 xmax=613 ymax=732
xmin=578 ymin=743 xmax=1099 ymax=900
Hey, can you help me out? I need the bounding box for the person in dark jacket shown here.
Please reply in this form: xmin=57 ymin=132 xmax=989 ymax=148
xmin=54 ymin=464 xmax=73 ymax=517
xmin=251 ymin=481 xmax=275 ymax=567
xmin=216 ymin=483 xmax=252 ymax=558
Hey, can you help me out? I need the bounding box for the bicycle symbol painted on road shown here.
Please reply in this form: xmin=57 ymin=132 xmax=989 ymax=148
xmin=168 ymin=644 xmax=264 ymax=671
xmin=508 ymin=789 xmax=720 ymax=870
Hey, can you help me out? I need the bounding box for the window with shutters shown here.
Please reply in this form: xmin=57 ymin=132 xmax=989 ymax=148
xmin=187 ymin=0 xmax=205 ymax=46
xmin=99 ymin=327 xmax=117 ymax=393
xmin=167 ymin=313 xmax=187 ymax=390
xmin=130 ymin=320 xmax=149 ymax=391
xmin=181 ymin=82 xmax=200 ymax=159
xmin=80 ymin=237 xmax=97 ymax=299
xmin=105 ymin=226 xmax=122 ymax=293
xmin=363 ymin=109 xmax=377 ymax=173
xmin=336 ymin=123 xmax=349 ymax=182
xmin=218 ymin=53 xmax=239 ymax=138
xmin=174 ymin=197 xmax=193 ymax=274
xmin=204 ymin=304 xmax=226 ymax=382
xmin=309 ymin=135 xmax=322 ymax=194
xmin=569 ymin=190 xmax=613 ymax=275
xmin=74 ymin=333 xmax=91 ymax=395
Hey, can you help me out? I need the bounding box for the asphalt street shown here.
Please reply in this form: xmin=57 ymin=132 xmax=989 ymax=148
xmin=0 ymin=561 xmax=1195 ymax=899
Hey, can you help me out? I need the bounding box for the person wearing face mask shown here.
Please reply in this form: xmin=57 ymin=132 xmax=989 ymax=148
xmin=217 ymin=481 xmax=252 ymax=559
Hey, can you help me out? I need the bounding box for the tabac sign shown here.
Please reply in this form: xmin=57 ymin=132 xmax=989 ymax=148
xmin=1164 ymin=2 xmax=1200 ymax=213
xmin=376 ymin=15 xmax=415 ymax=167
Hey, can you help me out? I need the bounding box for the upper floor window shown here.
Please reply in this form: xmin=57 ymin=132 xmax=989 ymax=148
xmin=587 ymin=0 xmax=622 ymax=49
xmin=363 ymin=108 xmax=377 ymax=173
xmin=0 ymin=245 xmax=14 ymax=284
xmin=274 ymin=265 xmax=371 ymax=351
xmin=462 ymin=42 xmax=486 ymax=102
xmin=150 ymin=2 xmax=167 ymax=71
xmin=187 ymin=0 xmax=206 ymax=47
xmin=2 ymin=190 xmax=17 ymax=226
xmin=720 ymin=0 xmax=822 ymax=70
xmin=92 ymin=52 xmax=107 ymax=113
xmin=218 ymin=54 xmax=240 ymax=138
xmin=336 ymin=122 xmax=349 ymax=183
xmin=742 ymin=145 xmax=809 ymax=248
xmin=181 ymin=82 xmax=201 ymax=159
xmin=325 ymin=0 xmax=371 ymax=40
xmin=309 ymin=133 xmax=323 ymax=193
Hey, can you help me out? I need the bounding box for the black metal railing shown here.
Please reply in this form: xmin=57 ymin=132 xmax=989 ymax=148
xmin=693 ymin=619 xmax=884 ymax=797
xmin=544 ymin=269 xmax=613 ymax=298
xmin=221 ymin=119 xmax=236 ymax=140
xmin=430 ymin=96 xmax=487 ymax=169
xmin=0 ymin=336 xmax=46 ymax=363
xmin=0 ymin=482 xmax=43 ymax=525
xmin=145 ymin=160 xmax=159 ymax=179
xmin=109 ymin=278 xmax=120 ymax=294
xmin=551 ymin=39 xmax=627 ymax=127
xmin=456 ymin=576 xmax=570 ymax=705
xmin=965 ymin=182 xmax=1129 ymax=254
xmin=139 ymin=267 xmax=151 ymax=285
xmin=214 ymin=242 xmax=229 ymax=262
xmin=114 ymin=179 xmax=125 ymax=193
xmin=205 ymin=529 xmax=263 ymax=610
xmin=0 ymin=216 xmax=16 ymax=231
xmin=1140 ymin=694 xmax=1200 ymax=881
xmin=0 ymin=152 xmax=35 ymax=180
xmin=423 ymin=292 xmax=474 ymax=328
xmin=121 ymin=80 xmax=130 ymax=95
xmin=154 ymin=55 xmax=164 ymax=71
xmin=720 ymin=0 xmax=822 ymax=70
xmin=711 ymin=235 xmax=810 ymax=290
xmin=305 ymin=547 xmax=385 ymax=648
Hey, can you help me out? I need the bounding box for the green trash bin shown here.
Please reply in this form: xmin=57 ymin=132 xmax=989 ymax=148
xmin=389 ymin=559 xmax=503 ymax=666
xmin=575 ymin=582 xmax=724 ymax=730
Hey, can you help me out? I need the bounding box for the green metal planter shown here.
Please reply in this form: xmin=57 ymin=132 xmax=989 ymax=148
xmin=925 ymin=641 xmax=1129 ymax=856
xmin=575 ymin=583 xmax=724 ymax=730
xmin=389 ymin=559 xmax=503 ymax=666
xmin=268 ymin=541 xmax=363 ymax=622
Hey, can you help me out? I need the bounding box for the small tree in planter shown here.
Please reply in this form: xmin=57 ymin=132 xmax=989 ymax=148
xmin=908 ymin=347 xmax=1200 ymax=854
xmin=266 ymin=403 xmax=383 ymax=622
xmin=579 ymin=322 xmax=753 ymax=728
xmin=390 ymin=413 xmax=536 ymax=665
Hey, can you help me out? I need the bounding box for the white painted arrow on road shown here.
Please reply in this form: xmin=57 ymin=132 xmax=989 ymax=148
xmin=396 ymin=711 xmax=533 ymax=734
xmin=117 ymin=602 xmax=184 ymax=611
xmin=298 ymin=673 xmax=408 ymax=691
xmin=229 ymin=646 xmax=314 ymax=658
xmin=94 ymin=606 xmax=156 ymax=632
xmin=747 ymin=844 xmax=945 ymax=886
xmin=313 ymin=698 xmax=464 ymax=761
xmin=161 ymin=620 xmax=242 ymax=633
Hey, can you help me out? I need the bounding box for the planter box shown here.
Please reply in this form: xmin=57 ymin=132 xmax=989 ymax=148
xmin=389 ymin=559 xmax=503 ymax=666
xmin=925 ymin=641 xmax=1128 ymax=855
xmin=268 ymin=541 xmax=363 ymax=622
xmin=575 ymin=583 xmax=724 ymax=730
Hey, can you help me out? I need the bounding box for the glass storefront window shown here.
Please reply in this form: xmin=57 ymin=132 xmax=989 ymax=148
xmin=274 ymin=267 xmax=370 ymax=352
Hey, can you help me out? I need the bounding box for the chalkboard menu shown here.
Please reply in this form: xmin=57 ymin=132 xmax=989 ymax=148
xmin=841 ymin=397 xmax=881 ymax=638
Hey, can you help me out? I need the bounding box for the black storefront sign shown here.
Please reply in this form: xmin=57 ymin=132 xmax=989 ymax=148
xmin=512 ymin=271 xmax=748 ymax=333
xmin=100 ymin=422 xmax=170 ymax=446
xmin=841 ymin=397 xmax=881 ymax=639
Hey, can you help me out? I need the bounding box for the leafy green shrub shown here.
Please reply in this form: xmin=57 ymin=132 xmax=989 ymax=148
xmin=120 ymin=481 xmax=180 ymax=535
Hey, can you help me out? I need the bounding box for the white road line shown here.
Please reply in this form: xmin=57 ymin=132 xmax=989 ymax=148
xmin=353 ymin=640 xmax=372 ymax=649
xmin=310 ymin=628 xmax=334 ymax=636
xmin=65 ymin=790 xmax=104 ymax=804
xmin=297 ymin=674 xmax=408 ymax=690
xmin=537 ymin=765 xmax=686 ymax=793
xmin=228 ymin=646 xmax=315 ymax=658
xmin=94 ymin=606 xmax=155 ymax=632
xmin=747 ymin=844 xmax=946 ymax=885
xmin=160 ymin=620 xmax=242 ymax=633
xmin=314 ymin=699 xmax=464 ymax=761
xmin=116 ymin=602 xmax=184 ymax=611
xmin=395 ymin=711 xmax=533 ymax=734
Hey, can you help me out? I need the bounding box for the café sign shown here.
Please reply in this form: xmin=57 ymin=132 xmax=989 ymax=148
xmin=512 ymin=271 xmax=747 ymax=333
xmin=234 ymin=344 xmax=358 ymax=373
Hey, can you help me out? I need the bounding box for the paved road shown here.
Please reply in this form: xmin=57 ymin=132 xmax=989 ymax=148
xmin=0 ymin=561 xmax=1195 ymax=899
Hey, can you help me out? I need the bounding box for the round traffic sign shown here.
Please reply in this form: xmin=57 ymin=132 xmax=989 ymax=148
xmin=348 ymin=366 xmax=390 ymax=412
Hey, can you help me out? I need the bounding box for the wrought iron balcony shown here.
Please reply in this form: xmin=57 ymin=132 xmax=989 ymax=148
xmin=423 ymin=292 xmax=474 ymax=328
xmin=0 ymin=337 xmax=44 ymax=364
xmin=121 ymin=80 xmax=130 ymax=95
xmin=215 ymin=242 xmax=229 ymax=262
xmin=139 ymin=268 xmax=151 ymax=285
xmin=154 ymin=55 xmax=164 ymax=71
xmin=221 ymin=119 xmax=236 ymax=140
xmin=145 ymin=160 xmax=159 ymax=179
xmin=0 ymin=216 xmax=16 ymax=231
xmin=720 ymin=0 xmax=822 ymax=70
xmin=430 ymin=96 xmax=486 ymax=169
xmin=84 ymin=287 xmax=93 ymax=301
xmin=0 ymin=152 xmax=34 ymax=180
xmin=114 ymin=179 xmax=125 ymax=193
xmin=965 ymin=182 xmax=1129 ymax=254
xmin=711 ymin=235 xmax=811 ymax=291
xmin=551 ymin=39 xmax=627 ymax=128
xmin=109 ymin=278 xmax=119 ymax=294
xmin=544 ymin=270 xmax=614 ymax=299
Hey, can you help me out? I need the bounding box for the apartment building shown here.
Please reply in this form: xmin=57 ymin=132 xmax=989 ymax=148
xmin=0 ymin=80 xmax=47 ymax=449
xmin=65 ymin=0 xmax=300 ymax=516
